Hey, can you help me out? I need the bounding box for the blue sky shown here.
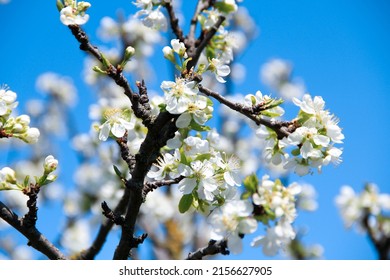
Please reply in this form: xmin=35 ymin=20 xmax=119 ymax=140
xmin=1 ymin=0 xmax=390 ymax=260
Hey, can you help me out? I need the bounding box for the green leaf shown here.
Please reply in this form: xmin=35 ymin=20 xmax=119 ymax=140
xmin=23 ymin=175 xmax=30 ymax=188
xmin=158 ymin=103 xmax=167 ymax=112
xmin=291 ymin=148 xmax=301 ymax=156
xmin=178 ymin=194 xmax=193 ymax=213
xmin=241 ymin=191 xmax=252 ymax=200
xmin=56 ymin=0 xmax=64 ymax=12
xmin=194 ymin=153 xmax=211 ymax=162
xmin=243 ymin=174 xmax=259 ymax=194
xmin=190 ymin=119 xmax=210 ymax=131
xmin=100 ymin=52 xmax=111 ymax=69
xmin=215 ymin=2 xmax=236 ymax=14
xmin=113 ymin=165 xmax=122 ymax=178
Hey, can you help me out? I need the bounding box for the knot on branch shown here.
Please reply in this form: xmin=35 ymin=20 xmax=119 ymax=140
xmin=68 ymin=24 xmax=94 ymax=52
xmin=22 ymin=184 xmax=40 ymax=228
xmin=116 ymin=133 xmax=135 ymax=172
xmin=135 ymin=80 xmax=154 ymax=128
xmin=186 ymin=239 xmax=229 ymax=260
xmin=142 ymin=176 xmax=185 ymax=199
xmin=129 ymin=233 xmax=148 ymax=249
xmin=101 ymin=201 xmax=125 ymax=226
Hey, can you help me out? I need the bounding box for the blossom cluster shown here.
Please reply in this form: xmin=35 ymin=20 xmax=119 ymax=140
xmin=205 ymin=174 xmax=312 ymax=256
xmin=0 ymin=155 xmax=58 ymax=191
xmin=257 ymin=94 xmax=344 ymax=176
xmin=58 ymin=0 xmax=91 ymax=26
xmin=148 ymin=132 xmax=241 ymax=212
xmin=133 ymin=0 xmax=168 ymax=31
xmin=250 ymin=175 xmax=300 ymax=256
xmin=336 ymin=184 xmax=390 ymax=234
xmin=0 ymin=87 xmax=40 ymax=144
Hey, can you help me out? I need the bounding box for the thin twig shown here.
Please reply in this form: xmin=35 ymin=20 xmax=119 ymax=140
xmin=187 ymin=15 xmax=226 ymax=70
xmin=186 ymin=239 xmax=229 ymax=260
xmin=143 ymin=176 xmax=185 ymax=199
xmin=67 ymin=25 xmax=152 ymax=124
xmin=199 ymin=84 xmax=293 ymax=139
xmin=164 ymin=2 xmax=185 ymax=42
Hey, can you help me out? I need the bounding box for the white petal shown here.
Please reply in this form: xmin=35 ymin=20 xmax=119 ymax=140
xmin=176 ymin=113 xmax=192 ymax=128
xmin=313 ymin=135 xmax=330 ymax=147
xmin=238 ymin=218 xmax=258 ymax=234
xmin=99 ymin=123 xmax=111 ymax=141
xmin=228 ymin=235 xmax=243 ymax=254
xmin=217 ymin=65 xmax=231 ymax=77
xmin=111 ymin=123 xmax=126 ymax=138
xmin=179 ymin=178 xmax=197 ymax=194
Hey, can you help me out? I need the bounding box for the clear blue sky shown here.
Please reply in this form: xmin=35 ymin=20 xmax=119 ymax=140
xmin=1 ymin=0 xmax=390 ymax=260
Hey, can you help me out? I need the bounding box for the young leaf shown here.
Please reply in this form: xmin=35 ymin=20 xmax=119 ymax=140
xmin=178 ymin=194 xmax=193 ymax=213
xmin=113 ymin=165 xmax=123 ymax=179
xmin=243 ymin=174 xmax=259 ymax=194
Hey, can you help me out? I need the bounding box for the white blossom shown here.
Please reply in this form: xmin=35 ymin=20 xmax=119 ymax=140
xmin=60 ymin=1 xmax=91 ymax=26
xmin=161 ymin=78 xmax=199 ymax=114
xmin=98 ymin=109 xmax=134 ymax=141
xmin=178 ymin=160 xmax=217 ymax=201
xmin=251 ymin=218 xmax=296 ymax=256
xmin=147 ymin=150 xmax=181 ymax=180
xmin=182 ymin=136 xmax=210 ymax=156
xmin=208 ymin=200 xmax=257 ymax=254
xmin=244 ymin=90 xmax=285 ymax=118
xmin=208 ymin=58 xmax=231 ymax=83
xmin=0 ymin=87 xmax=17 ymax=116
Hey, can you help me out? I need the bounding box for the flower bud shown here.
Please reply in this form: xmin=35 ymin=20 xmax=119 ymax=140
xmin=44 ymin=155 xmax=59 ymax=174
xmin=162 ymin=46 xmax=175 ymax=63
xmin=1 ymin=167 xmax=17 ymax=184
xmin=78 ymin=2 xmax=92 ymax=12
xmin=24 ymin=127 xmax=40 ymax=144
xmin=16 ymin=114 xmax=31 ymax=126
xmin=125 ymin=46 xmax=135 ymax=59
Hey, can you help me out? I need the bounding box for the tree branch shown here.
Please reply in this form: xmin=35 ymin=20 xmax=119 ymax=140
xmin=116 ymin=133 xmax=136 ymax=173
xmin=188 ymin=0 xmax=216 ymax=43
xmin=187 ymin=15 xmax=226 ymax=70
xmin=186 ymin=239 xmax=229 ymax=260
xmin=362 ymin=213 xmax=390 ymax=260
xmin=143 ymin=176 xmax=185 ymax=199
xmin=164 ymin=2 xmax=185 ymax=42
xmin=67 ymin=24 xmax=152 ymax=126
xmin=75 ymin=187 xmax=131 ymax=260
xmin=112 ymin=112 xmax=179 ymax=260
xmin=199 ymin=84 xmax=293 ymax=139
xmin=0 ymin=200 xmax=66 ymax=260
